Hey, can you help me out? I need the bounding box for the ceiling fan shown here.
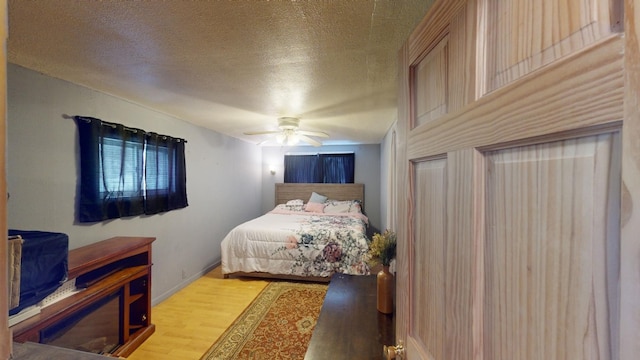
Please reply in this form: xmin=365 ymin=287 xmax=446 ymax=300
xmin=244 ymin=117 xmax=329 ymax=147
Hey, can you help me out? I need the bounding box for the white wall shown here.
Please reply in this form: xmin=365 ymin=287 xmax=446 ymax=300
xmin=7 ymin=64 xmax=263 ymax=304
xmin=261 ymin=144 xmax=382 ymax=233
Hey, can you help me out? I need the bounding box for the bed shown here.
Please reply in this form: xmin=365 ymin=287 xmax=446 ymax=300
xmin=221 ymin=183 xmax=371 ymax=282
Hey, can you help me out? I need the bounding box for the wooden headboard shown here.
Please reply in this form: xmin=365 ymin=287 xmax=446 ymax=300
xmin=275 ymin=183 xmax=365 ymax=208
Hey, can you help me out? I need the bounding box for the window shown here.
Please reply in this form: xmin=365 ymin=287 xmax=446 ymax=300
xmin=98 ymin=136 xmax=144 ymax=198
xmin=75 ymin=116 xmax=188 ymax=222
xmin=284 ymin=153 xmax=354 ymax=183
xmin=144 ymin=132 xmax=188 ymax=215
xmin=145 ymin=143 xmax=169 ymax=193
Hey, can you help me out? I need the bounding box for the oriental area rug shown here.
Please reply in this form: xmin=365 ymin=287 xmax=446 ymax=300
xmin=200 ymin=281 xmax=328 ymax=360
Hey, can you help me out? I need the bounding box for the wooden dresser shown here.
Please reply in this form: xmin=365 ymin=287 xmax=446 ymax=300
xmin=10 ymin=236 xmax=155 ymax=358
xmin=305 ymin=274 xmax=395 ymax=360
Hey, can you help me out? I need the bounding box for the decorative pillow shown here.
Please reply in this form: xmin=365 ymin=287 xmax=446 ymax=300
xmin=274 ymin=203 xmax=305 ymax=212
xmin=286 ymin=199 xmax=304 ymax=206
xmin=305 ymin=202 xmax=325 ymax=213
xmin=308 ymin=191 xmax=328 ymax=204
xmin=324 ymin=200 xmax=363 ymax=214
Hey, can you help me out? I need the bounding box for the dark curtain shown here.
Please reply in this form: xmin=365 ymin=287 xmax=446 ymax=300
xmin=284 ymin=155 xmax=320 ymax=183
xmin=145 ymin=133 xmax=188 ymax=214
xmin=76 ymin=116 xmax=146 ymax=222
xmin=320 ymin=153 xmax=355 ymax=183
xmin=284 ymin=153 xmax=354 ymax=183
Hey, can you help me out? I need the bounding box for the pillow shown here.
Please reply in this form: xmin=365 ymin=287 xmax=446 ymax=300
xmin=324 ymin=200 xmax=363 ymax=214
xmin=305 ymin=202 xmax=325 ymax=213
xmin=274 ymin=203 xmax=305 ymax=212
xmin=308 ymin=191 xmax=328 ymax=204
xmin=286 ymin=199 xmax=304 ymax=206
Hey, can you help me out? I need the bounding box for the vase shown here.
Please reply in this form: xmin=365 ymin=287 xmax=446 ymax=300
xmin=377 ymin=265 xmax=394 ymax=314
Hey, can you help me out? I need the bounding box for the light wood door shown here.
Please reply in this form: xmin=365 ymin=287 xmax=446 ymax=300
xmin=396 ymin=0 xmax=639 ymax=359
xmin=0 ymin=0 xmax=9 ymax=358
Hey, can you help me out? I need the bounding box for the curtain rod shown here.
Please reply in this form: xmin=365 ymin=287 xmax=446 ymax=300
xmin=70 ymin=114 xmax=187 ymax=143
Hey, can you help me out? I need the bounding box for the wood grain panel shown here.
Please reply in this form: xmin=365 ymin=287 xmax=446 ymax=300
xmin=621 ymin=1 xmax=640 ymax=358
xmin=410 ymin=1 xmax=476 ymax=129
xmin=445 ymin=149 xmax=484 ymax=359
xmin=413 ymin=36 xmax=448 ymax=127
xmin=484 ymin=132 xmax=620 ymax=360
xmin=448 ymin=0 xmax=477 ymax=112
xmin=397 ymin=1 xmax=636 ymax=359
xmin=412 ymin=158 xmax=447 ymax=359
xmin=407 ymin=0 xmax=466 ymax=62
xmin=408 ymin=35 xmax=624 ymax=160
xmin=480 ymin=0 xmax=620 ymax=93
xmin=395 ymin=39 xmax=412 ymax=351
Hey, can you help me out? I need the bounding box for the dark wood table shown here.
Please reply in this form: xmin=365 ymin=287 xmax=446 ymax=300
xmin=305 ymin=273 xmax=395 ymax=360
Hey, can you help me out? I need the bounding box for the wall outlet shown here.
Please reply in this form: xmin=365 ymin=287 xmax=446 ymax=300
xmin=181 ymin=269 xmax=187 ymax=279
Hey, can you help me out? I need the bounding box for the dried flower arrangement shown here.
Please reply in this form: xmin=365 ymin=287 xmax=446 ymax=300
xmin=368 ymin=229 xmax=397 ymax=267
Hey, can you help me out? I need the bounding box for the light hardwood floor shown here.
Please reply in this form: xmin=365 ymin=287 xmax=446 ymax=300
xmin=126 ymin=266 xmax=269 ymax=360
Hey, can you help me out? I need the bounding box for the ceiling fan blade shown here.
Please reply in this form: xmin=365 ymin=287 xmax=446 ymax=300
xmin=298 ymin=134 xmax=322 ymax=147
xmin=243 ymin=130 xmax=280 ymax=136
xmin=298 ymin=130 xmax=329 ymax=138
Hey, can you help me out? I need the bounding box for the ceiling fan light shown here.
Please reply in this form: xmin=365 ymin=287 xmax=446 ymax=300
xmin=287 ymin=134 xmax=300 ymax=146
xmin=247 ymin=117 xmax=328 ymax=146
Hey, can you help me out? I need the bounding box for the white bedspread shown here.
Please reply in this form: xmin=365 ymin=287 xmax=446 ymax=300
xmin=221 ymin=209 xmax=370 ymax=278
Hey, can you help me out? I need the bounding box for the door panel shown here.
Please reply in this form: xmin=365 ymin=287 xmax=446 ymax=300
xmin=413 ymin=36 xmax=448 ymax=127
xmin=396 ymin=1 xmax=634 ymax=359
xmin=411 ymin=159 xmax=448 ymax=359
xmin=484 ymin=133 xmax=620 ymax=360
xmin=479 ymin=0 xmax=621 ymax=94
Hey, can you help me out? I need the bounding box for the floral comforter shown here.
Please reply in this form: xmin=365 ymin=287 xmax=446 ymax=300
xmin=221 ymin=206 xmax=371 ymax=278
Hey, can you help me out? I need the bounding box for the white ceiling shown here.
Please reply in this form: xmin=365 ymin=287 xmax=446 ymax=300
xmin=7 ymin=1 xmax=433 ymax=146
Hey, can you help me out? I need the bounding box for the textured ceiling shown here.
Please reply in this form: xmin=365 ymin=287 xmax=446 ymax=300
xmin=8 ymin=1 xmax=433 ymax=145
